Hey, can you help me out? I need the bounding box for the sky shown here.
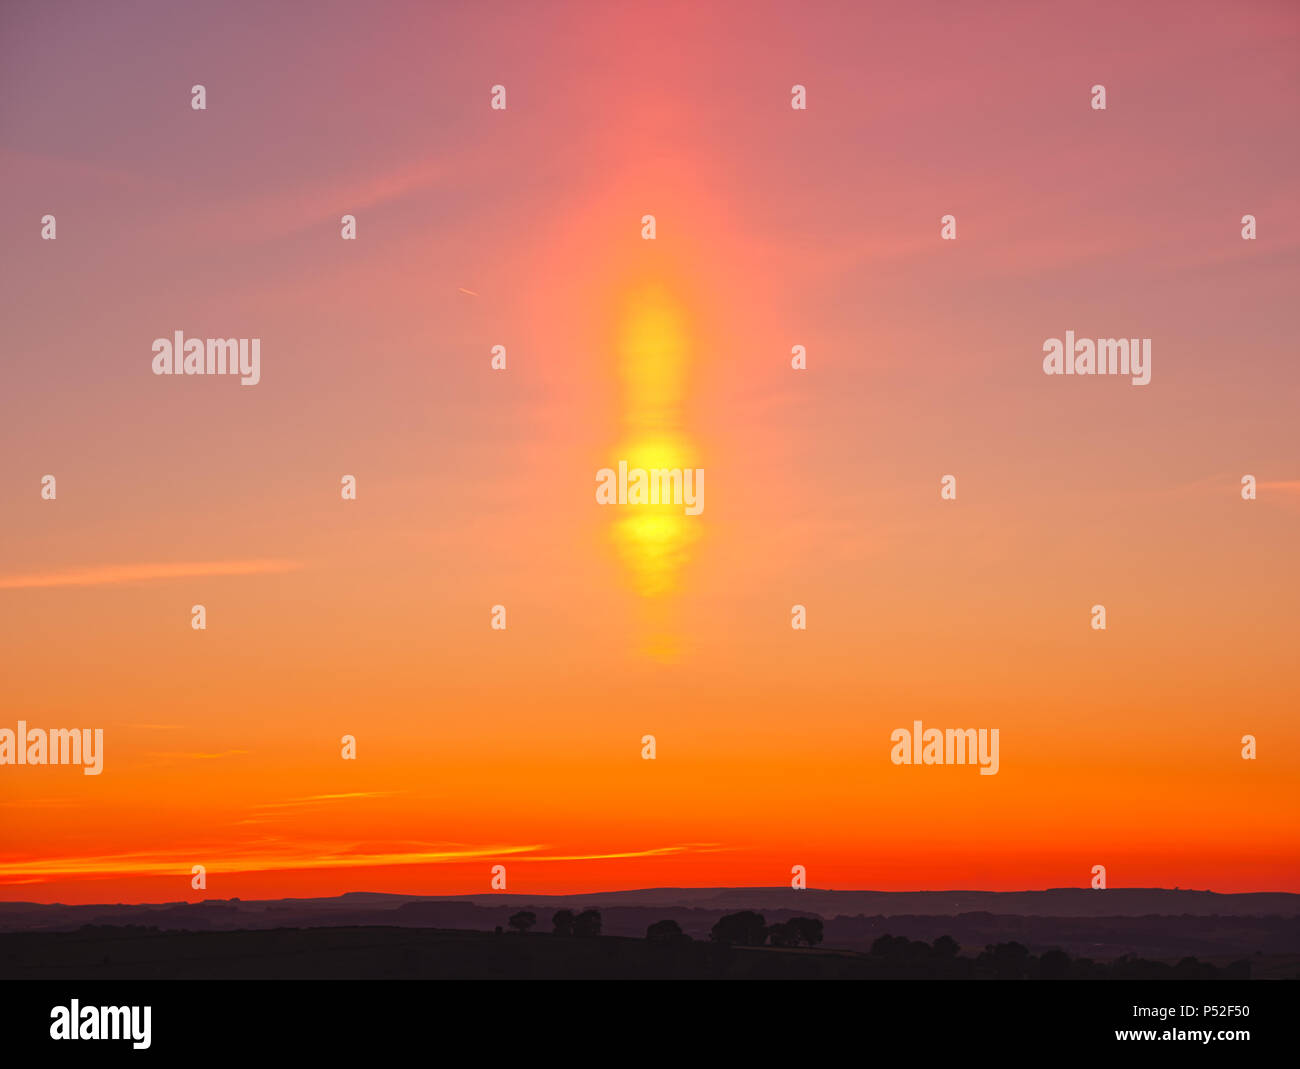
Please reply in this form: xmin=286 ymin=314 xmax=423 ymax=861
xmin=0 ymin=0 xmax=1297 ymax=904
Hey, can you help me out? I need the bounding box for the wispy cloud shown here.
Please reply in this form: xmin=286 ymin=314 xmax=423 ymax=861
xmin=522 ymin=844 xmax=728 ymax=862
xmin=0 ymin=842 xmax=726 ymax=883
xmin=1161 ymin=475 xmax=1300 ymax=502
xmin=189 ymin=158 xmax=444 ymax=244
xmin=0 ymin=559 xmax=301 ymax=591
xmin=0 ymin=842 xmax=539 ymax=882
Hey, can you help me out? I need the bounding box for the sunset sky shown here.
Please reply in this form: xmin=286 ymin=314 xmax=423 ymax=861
xmin=1 ymin=0 xmax=1297 ymax=904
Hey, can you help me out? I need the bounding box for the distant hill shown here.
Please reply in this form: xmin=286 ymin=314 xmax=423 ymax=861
xmin=1 ymin=886 xmax=1295 ymax=930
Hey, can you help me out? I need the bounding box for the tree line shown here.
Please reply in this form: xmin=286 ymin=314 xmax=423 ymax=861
xmin=503 ymin=908 xmax=823 ymax=946
xmin=500 ymin=909 xmax=1251 ymax=978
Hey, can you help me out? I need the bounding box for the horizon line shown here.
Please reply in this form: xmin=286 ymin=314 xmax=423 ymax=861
xmin=4 ymin=884 xmax=1297 ymax=910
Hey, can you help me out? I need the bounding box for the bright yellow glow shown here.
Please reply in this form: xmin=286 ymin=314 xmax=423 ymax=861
xmin=614 ymin=507 xmax=698 ymax=598
xmin=609 ymin=286 xmax=701 ymax=612
xmin=618 ymin=286 xmax=688 ymax=432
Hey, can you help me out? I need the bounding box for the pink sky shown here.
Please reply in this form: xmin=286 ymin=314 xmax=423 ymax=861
xmin=0 ymin=0 xmax=1296 ymax=902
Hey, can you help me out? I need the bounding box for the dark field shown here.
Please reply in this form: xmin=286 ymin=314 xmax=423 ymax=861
xmin=1 ymin=924 xmax=1287 ymax=980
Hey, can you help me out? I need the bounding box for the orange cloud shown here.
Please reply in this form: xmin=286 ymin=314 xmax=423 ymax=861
xmin=0 ymin=559 xmax=301 ymax=590
xmin=0 ymin=842 xmax=724 ymax=883
xmin=0 ymin=843 xmax=533 ymax=882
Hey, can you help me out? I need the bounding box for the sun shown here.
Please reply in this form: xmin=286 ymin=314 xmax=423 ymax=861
xmin=609 ymin=285 xmax=702 ymax=606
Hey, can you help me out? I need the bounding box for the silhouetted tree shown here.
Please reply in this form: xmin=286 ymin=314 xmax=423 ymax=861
xmin=981 ymin=941 xmax=1031 ymax=980
xmin=710 ymin=910 xmax=768 ymax=946
xmin=788 ymin=917 xmax=824 ymax=947
xmin=870 ymin=934 xmax=899 ymax=958
xmin=573 ymin=908 xmax=602 ymax=938
xmin=552 ymin=909 xmax=575 ymax=936
xmin=1175 ymin=956 xmax=1210 ymax=980
xmin=646 ymin=919 xmax=685 ymax=944
xmin=508 ymin=911 xmax=536 ymax=934
xmin=871 ymin=934 xmax=937 ymax=972
xmin=1039 ymin=948 xmax=1070 ymax=980
xmin=933 ymin=935 xmax=960 ymax=958
xmin=767 ymin=921 xmax=797 ymax=947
